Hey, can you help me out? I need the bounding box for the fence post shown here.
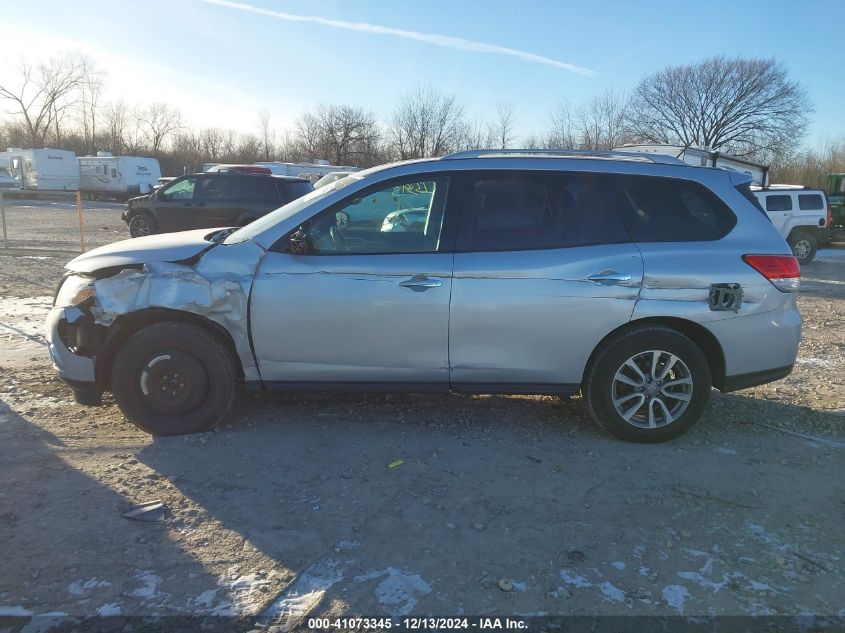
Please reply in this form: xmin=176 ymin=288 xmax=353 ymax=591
xmin=1 ymin=192 xmax=7 ymax=249
xmin=76 ymin=190 xmax=86 ymax=252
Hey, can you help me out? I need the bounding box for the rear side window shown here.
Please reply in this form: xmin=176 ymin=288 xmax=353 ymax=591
xmin=798 ymin=194 xmax=824 ymax=211
xmin=278 ymin=180 xmax=314 ymax=203
xmin=765 ymin=194 xmax=793 ymax=212
xmin=240 ymin=176 xmax=279 ymax=202
xmin=455 ymin=172 xmax=629 ymax=252
xmin=609 ymin=175 xmax=736 ymax=242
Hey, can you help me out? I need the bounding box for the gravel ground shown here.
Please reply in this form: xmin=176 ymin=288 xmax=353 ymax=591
xmin=0 ymin=201 xmax=843 ymax=627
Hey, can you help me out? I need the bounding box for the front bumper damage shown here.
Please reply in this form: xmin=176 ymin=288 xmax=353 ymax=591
xmin=45 ymin=241 xmax=265 ymax=404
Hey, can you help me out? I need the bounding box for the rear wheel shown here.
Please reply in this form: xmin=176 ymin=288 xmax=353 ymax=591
xmin=787 ymin=230 xmax=817 ymax=263
xmin=128 ymin=211 xmax=157 ymax=238
xmin=111 ymin=322 xmax=236 ymax=435
xmin=583 ymin=326 xmax=712 ymax=442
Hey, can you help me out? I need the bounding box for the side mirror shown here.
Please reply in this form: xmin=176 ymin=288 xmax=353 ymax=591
xmin=289 ymin=226 xmax=311 ymax=255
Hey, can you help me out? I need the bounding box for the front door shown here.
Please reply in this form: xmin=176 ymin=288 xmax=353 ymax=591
xmin=448 ymin=170 xmax=643 ymax=390
xmin=249 ymin=175 xmax=455 ymax=386
xmin=153 ymin=175 xmax=200 ymax=232
xmin=194 ymin=175 xmax=241 ymax=227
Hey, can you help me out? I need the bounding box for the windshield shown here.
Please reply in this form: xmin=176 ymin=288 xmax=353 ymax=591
xmin=224 ymin=174 xmax=360 ymax=243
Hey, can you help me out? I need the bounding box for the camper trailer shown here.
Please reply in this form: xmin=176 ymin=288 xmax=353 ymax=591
xmin=0 ymin=148 xmax=79 ymax=191
xmin=78 ymin=153 xmax=162 ymax=200
xmin=0 ymin=159 xmax=19 ymax=190
xmin=614 ymin=144 xmax=769 ymax=186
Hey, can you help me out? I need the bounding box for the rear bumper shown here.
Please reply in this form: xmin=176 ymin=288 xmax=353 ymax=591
xmin=706 ymin=302 xmax=801 ymax=388
xmin=720 ymin=364 xmax=794 ymax=392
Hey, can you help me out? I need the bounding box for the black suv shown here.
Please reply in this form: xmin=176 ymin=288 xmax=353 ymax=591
xmin=122 ymin=172 xmax=314 ymax=237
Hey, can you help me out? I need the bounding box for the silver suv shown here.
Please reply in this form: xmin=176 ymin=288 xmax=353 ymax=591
xmin=46 ymin=150 xmax=802 ymax=442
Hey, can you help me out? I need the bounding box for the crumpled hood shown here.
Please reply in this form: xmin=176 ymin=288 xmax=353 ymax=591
xmin=66 ymin=228 xmax=219 ymax=274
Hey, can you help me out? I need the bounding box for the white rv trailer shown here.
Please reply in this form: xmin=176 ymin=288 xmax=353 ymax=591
xmin=78 ymin=153 xmax=162 ymax=199
xmin=202 ymin=161 xmax=359 ymax=183
xmin=0 ymin=158 xmax=19 ymax=190
xmin=614 ymin=144 xmax=769 ymax=186
xmin=0 ymin=148 xmax=79 ymax=191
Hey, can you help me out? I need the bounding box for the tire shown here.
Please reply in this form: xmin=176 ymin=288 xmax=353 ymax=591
xmin=110 ymin=322 xmax=236 ymax=435
xmin=128 ymin=211 xmax=158 ymax=238
xmin=787 ymin=230 xmax=817 ymax=263
xmin=583 ymin=325 xmax=712 ymax=443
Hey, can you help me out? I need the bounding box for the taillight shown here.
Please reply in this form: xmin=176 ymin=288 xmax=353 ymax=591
xmin=827 ymin=206 xmax=833 ymax=228
xmin=742 ymin=254 xmax=800 ymax=292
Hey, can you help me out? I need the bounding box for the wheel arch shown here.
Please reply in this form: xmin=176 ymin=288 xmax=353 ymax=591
xmin=96 ymin=308 xmax=245 ymax=389
xmin=583 ymin=316 xmax=726 ymax=390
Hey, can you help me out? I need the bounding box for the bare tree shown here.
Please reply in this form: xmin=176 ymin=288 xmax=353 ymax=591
xmin=140 ymin=102 xmax=181 ymax=153
xmin=576 ymin=89 xmax=630 ymax=150
xmin=79 ymin=66 xmax=105 ymax=154
xmin=627 ymin=56 xmax=812 ymax=159
xmin=296 ymin=103 xmax=381 ymax=165
xmin=102 ymin=100 xmax=130 ymax=154
xmin=489 ymin=102 xmax=516 ymax=149
xmin=545 ymin=101 xmax=577 ymax=149
xmin=388 ymin=87 xmax=467 ymax=159
xmin=0 ymin=53 xmax=95 ymax=147
xmin=257 ymin=110 xmax=275 ymax=161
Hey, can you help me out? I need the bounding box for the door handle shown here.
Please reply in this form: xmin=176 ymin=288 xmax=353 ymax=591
xmin=399 ymin=276 xmax=442 ymax=290
xmin=182 ymin=202 xmax=193 ymax=207
xmin=587 ymin=272 xmax=632 ymax=286
xmin=196 ymin=202 xmax=206 ymax=207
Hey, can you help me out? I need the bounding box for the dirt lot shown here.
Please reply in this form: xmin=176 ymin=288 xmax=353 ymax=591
xmin=1 ymin=199 xmax=844 ymax=628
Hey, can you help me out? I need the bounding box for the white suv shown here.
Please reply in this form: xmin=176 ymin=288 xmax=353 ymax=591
xmin=752 ymin=186 xmax=830 ymax=263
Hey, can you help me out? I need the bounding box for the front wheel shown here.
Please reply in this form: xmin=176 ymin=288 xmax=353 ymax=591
xmin=583 ymin=326 xmax=712 ymax=442
xmin=787 ymin=230 xmax=817 ymax=263
xmin=111 ymin=322 xmax=236 ymax=435
xmin=128 ymin=211 xmax=158 ymax=238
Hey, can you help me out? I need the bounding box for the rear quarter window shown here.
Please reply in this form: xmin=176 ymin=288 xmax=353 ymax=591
xmin=798 ymin=193 xmax=824 ymax=211
xmin=278 ymin=180 xmax=314 ymax=203
xmin=609 ymin=175 xmax=737 ymax=242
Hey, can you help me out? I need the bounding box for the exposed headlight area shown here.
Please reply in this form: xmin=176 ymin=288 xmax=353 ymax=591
xmin=54 ymin=274 xmax=96 ymax=308
xmin=53 ymin=274 xmax=105 ymax=357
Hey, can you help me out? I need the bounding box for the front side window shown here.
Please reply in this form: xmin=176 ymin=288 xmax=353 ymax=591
xmin=294 ymin=177 xmax=449 ymax=254
xmin=455 ymin=172 xmax=629 ymax=252
xmin=798 ymin=194 xmax=824 ymax=211
xmin=160 ymin=177 xmax=197 ymax=200
xmin=765 ymin=194 xmax=793 ymax=212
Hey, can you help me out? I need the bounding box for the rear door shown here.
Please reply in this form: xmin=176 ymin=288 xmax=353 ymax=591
xmin=194 ymin=174 xmax=241 ymax=227
xmin=448 ymin=170 xmax=642 ymax=390
xmin=239 ymin=176 xmax=282 ymax=224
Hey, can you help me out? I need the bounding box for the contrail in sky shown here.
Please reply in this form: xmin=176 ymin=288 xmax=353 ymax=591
xmin=202 ymin=0 xmax=596 ymax=76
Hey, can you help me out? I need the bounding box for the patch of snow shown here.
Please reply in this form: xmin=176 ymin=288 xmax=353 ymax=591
xmin=96 ymin=603 xmax=121 ymax=616
xmin=611 ymin=561 xmax=626 ymax=570
xmin=128 ymin=571 xmax=162 ymax=600
xmin=796 ymin=357 xmax=834 ymax=368
xmin=559 ymin=569 xmax=591 ymax=588
xmin=510 ymin=581 xmax=527 ymax=593
xmin=598 ymin=581 xmax=628 ymax=605
xmin=0 ymin=606 xmax=33 ymax=616
xmin=662 ymin=585 xmax=691 ymax=614
xmin=714 ymin=447 xmax=739 ymax=455
xmin=256 ymin=559 xmax=343 ymax=625
xmin=354 ymin=568 xmax=432 ymax=617
xmin=67 ymin=579 xmax=111 ymax=596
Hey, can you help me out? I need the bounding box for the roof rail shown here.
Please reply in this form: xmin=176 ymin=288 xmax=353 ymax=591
xmin=441 ymin=148 xmax=687 ymax=166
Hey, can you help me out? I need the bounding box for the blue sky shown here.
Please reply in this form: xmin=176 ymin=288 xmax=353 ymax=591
xmin=0 ymin=0 xmax=841 ymax=146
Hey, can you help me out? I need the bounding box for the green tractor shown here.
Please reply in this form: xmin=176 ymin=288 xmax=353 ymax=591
xmin=829 ymin=173 xmax=845 ymax=229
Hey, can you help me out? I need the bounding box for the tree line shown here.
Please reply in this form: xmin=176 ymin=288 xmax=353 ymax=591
xmin=1 ymin=52 xmax=838 ymax=187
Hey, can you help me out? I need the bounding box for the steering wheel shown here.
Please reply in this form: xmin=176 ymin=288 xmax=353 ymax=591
xmin=329 ymin=226 xmax=347 ymax=250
